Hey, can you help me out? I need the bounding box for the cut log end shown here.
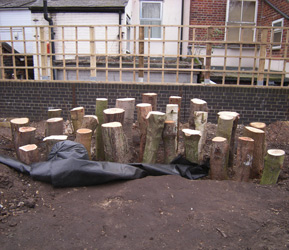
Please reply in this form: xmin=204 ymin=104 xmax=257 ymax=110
xmin=43 ymin=135 xmax=68 ymax=141
xmin=250 ymin=122 xmax=266 ymax=130
xmin=137 ymin=103 xmax=152 ymax=108
xmin=19 ymin=144 xmax=38 ymax=152
xmin=143 ymin=93 xmax=157 ymax=97
xmin=19 ymin=127 xmax=36 ymax=133
xmin=103 ymin=108 xmax=125 ymax=115
xmin=96 ymin=98 xmax=108 ymax=101
xmin=71 ymin=107 xmax=84 ymax=111
xmin=76 ymin=128 xmax=92 ymax=134
xmin=182 ymin=129 xmax=201 ymax=137
xmin=146 ymin=111 xmax=165 ymax=119
xmin=47 ymin=117 xmax=63 ymax=123
xmin=245 ymin=126 xmax=265 ymax=134
xmin=267 ymin=149 xmax=285 ymax=157
xmin=218 ymin=111 xmax=239 ymax=118
xmin=239 ymin=136 xmax=254 ymax=142
xmin=219 ymin=114 xmax=234 ymax=121
xmin=212 ymin=136 xmax=227 ymax=142
xmin=102 ymin=122 xmax=122 ymax=128
xmin=116 ymin=98 xmax=135 ymax=102
xmin=191 ymin=98 xmax=207 ymax=105
xmin=11 ymin=118 xmax=29 ymax=125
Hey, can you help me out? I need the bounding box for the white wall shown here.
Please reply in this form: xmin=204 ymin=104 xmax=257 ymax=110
xmin=0 ymin=9 xmax=34 ymax=53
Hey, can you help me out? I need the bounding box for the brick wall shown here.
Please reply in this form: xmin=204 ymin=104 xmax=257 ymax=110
xmin=0 ymin=81 xmax=288 ymax=125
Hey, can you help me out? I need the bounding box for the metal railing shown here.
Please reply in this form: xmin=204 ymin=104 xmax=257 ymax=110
xmin=0 ymin=24 xmax=288 ymax=87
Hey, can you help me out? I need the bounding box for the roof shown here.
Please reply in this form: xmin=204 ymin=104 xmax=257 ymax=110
xmin=0 ymin=0 xmax=36 ymax=8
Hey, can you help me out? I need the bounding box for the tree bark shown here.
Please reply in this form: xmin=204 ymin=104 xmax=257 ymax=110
xmin=194 ymin=111 xmax=208 ymax=163
xmin=162 ymin=121 xmax=177 ymax=164
xmin=234 ymin=137 xmax=254 ymax=182
xmin=249 ymin=122 xmax=266 ymax=131
xmin=95 ymin=98 xmax=108 ymax=161
xmin=243 ymin=126 xmax=266 ymax=179
xmin=166 ymin=104 xmax=178 ymax=152
xmin=10 ymin=117 xmax=29 ymax=147
xmin=48 ymin=108 xmax=62 ymax=119
xmin=103 ymin=108 xmax=125 ymax=124
xmin=188 ymin=98 xmax=208 ymax=129
xmin=217 ymin=111 xmax=240 ymax=168
xmin=260 ymin=149 xmax=285 ymax=185
xmin=70 ymin=107 xmax=85 ymax=134
xmin=182 ymin=129 xmax=201 ymax=164
xmin=169 ymin=96 xmax=182 ymax=150
xmin=75 ymin=128 xmax=93 ymax=159
xmin=142 ymin=93 xmax=157 ymax=111
xmin=81 ymin=115 xmax=98 ymax=133
xmin=101 ymin=122 xmax=128 ymax=163
xmin=115 ymin=98 xmax=136 ymax=145
xmin=137 ymin=103 xmax=152 ymax=162
xmin=210 ymin=137 xmax=229 ymax=180
xmin=45 ymin=117 xmax=63 ymax=137
xmin=43 ymin=135 xmax=68 ymax=157
xmin=18 ymin=144 xmax=40 ymax=165
xmin=143 ymin=111 xmax=166 ymax=164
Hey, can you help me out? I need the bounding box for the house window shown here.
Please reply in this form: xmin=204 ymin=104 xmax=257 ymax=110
xmin=272 ymin=18 xmax=284 ymax=50
xmin=226 ymin=0 xmax=257 ymax=42
xmin=140 ymin=1 xmax=162 ymax=39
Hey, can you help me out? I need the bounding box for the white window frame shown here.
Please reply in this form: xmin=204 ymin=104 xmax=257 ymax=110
xmin=140 ymin=0 xmax=163 ymax=39
xmin=225 ymin=0 xmax=258 ymax=42
xmin=272 ymin=18 xmax=284 ymax=50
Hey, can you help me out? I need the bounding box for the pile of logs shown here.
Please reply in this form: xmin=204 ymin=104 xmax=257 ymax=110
xmin=9 ymin=93 xmax=284 ymax=185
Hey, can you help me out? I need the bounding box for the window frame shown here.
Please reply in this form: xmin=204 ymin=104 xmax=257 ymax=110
xmin=139 ymin=0 xmax=163 ymax=39
xmin=272 ymin=18 xmax=284 ymax=50
xmin=225 ymin=0 xmax=258 ymax=42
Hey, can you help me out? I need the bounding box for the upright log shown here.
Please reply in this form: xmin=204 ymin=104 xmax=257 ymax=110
xmin=10 ymin=117 xmax=29 ymax=146
xmin=115 ymin=98 xmax=136 ymax=145
xmin=103 ymin=108 xmax=125 ymax=124
xmin=234 ymin=137 xmax=254 ymax=182
xmin=244 ymin=126 xmax=266 ymax=178
xmin=162 ymin=121 xmax=177 ymax=164
xmin=15 ymin=126 xmax=36 ymax=159
xmin=81 ymin=115 xmax=99 ymax=133
xmin=218 ymin=111 xmax=240 ymax=168
xmin=182 ymin=129 xmax=201 ymax=164
xmin=210 ymin=137 xmax=229 ymax=180
xmin=18 ymin=144 xmax=40 ymax=165
xmin=43 ymin=135 xmax=68 ymax=157
xmin=194 ymin=111 xmax=208 ymax=163
xmin=143 ymin=111 xmax=166 ymax=164
xmin=45 ymin=117 xmax=63 ymax=136
xmin=166 ymin=104 xmax=178 ymax=152
xmin=136 ymin=103 xmax=152 ymax=162
xmin=95 ymin=98 xmax=108 ymax=161
xmin=102 ymin=122 xmax=128 ymax=163
xmin=48 ymin=108 xmax=62 ymax=119
xmin=260 ymin=149 xmax=285 ymax=185
xmin=70 ymin=107 xmax=85 ymax=133
xmin=75 ymin=128 xmax=93 ymax=159
xmin=249 ymin=122 xmax=266 ymax=131
xmin=188 ymin=98 xmax=208 ymax=129
xmin=169 ymin=96 xmax=182 ymax=149
xmin=142 ymin=93 xmax=157 ymax=111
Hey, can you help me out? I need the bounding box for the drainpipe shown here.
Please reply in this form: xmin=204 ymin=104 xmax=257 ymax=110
xmin=43 ymin=0 xmax=56 ymax=80
xmin=179 ymin=0 xmax=184 ymax=59
xmin=119 ymin=10 xmax=122 ymax=54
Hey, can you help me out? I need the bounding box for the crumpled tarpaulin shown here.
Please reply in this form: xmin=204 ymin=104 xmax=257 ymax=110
xmin=0 ymin=141 xmax=209 ymax=187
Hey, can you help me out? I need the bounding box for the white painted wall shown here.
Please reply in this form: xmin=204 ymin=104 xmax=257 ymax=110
xmin=0 ymin=9 xmax=34 ymax=53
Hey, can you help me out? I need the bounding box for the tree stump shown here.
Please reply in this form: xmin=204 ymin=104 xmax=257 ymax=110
xmin=234 ymin=137 xmax=254 ymax=182
xmin=249 ymin=122 xmax=266 ymax=131
xmin=115 ymin=98 xmax=136 ymax=145
xmin=45 ymin=117 xmax=63 ymax=137
xmin=142 ymin=93 xmax=157 ymax=111
xmin=143 ymin=111 xmax=166 ymax=164
xmin=95 ymin=98 xmax=108 ymax=161
xmin=260 ymin=149 xmax=285 ymax=185
xmin=70 ymin=107 xmax=85 ymax=134
xmin=166 ymin=104 xmax=178 ymax=152
xmin=194 ymin=111 xmax=208 ymax=163
xmin=75 ymin=128 xmax=93 ymax=159
xmin=182 ymin=129 xmax=201 ymax=164
xmin=243 ymin=126 xmax=266 ymax=178
xmin=210 ymin=137 xmax=229 ymax=180
xmin=102 ymin=122 xmax=128 ymax=163
xmin=169 ymin=96 xmax=182 ymax=150
xmin=188 ymin=98 xmax=208 ymax=129
xmin=217 ymin=111 xmax=240 ymax=168
xmin=10 ymin=117 xmax=29 ymax=146
xmin=43 ymin=135 xmax=68 ymax=157
xmin=18 ymin=144 xmax=40 ymax=165
xmin=15 ymin=126 xmax=36 ymax=160
xmin=162 ymin=121 xmax=177 ymax=164
xmin=103 ymin=108 xmax=125 ymax=124
xmin=48 ymin=108 xmax=62 ymax=119
xmin=81 ymin=115 xmax=99 ymax=134
xmin=136 ymin=103 xmax=152 ymax=162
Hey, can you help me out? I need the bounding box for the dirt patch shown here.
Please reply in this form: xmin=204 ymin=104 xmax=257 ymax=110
xmin=0 ymin=120 xmax=289 ymax=249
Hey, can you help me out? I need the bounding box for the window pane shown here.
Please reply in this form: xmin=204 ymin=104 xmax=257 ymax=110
xmin=242 ymin=1 xmax=255 ymax=22
xmin=140 ymin=20 xmax=161 ymax=38
xmin=227 ymin=26 xmax=240 ymax=41
xmin=228 ymin=0 xmax=241 ymax=22
xmin=142 ymin=3 xmax=161 ymax=19
xmin=273 ymin=32 xmax=282 ymax=43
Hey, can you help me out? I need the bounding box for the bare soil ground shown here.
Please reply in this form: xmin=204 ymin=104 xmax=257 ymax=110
xmin=0 ymin=120 xmax=289 ymax=249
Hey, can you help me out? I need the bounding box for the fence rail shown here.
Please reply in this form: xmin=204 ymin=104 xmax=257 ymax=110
xmin=0 ymin=24 xmax=288 ymax=87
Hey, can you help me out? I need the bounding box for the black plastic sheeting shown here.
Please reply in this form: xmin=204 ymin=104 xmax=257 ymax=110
xmin=0 ymin=141 xmax=209 ymax=187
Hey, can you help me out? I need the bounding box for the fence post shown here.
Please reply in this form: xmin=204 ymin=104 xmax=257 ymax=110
xmin=0 ymin=42 xmax=2 ymax=79
xmin=204 ymin=27 xmax=213 ymax=84
xmin=40 ymin=27 xmax=48 ymax=80
xmin=257 ymin=28 xmax=268 ymax=86
xmin=139 ymin=26 xmax=144 ymax=82
xmin=90 ymin=26 xmax=97 ymax=81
